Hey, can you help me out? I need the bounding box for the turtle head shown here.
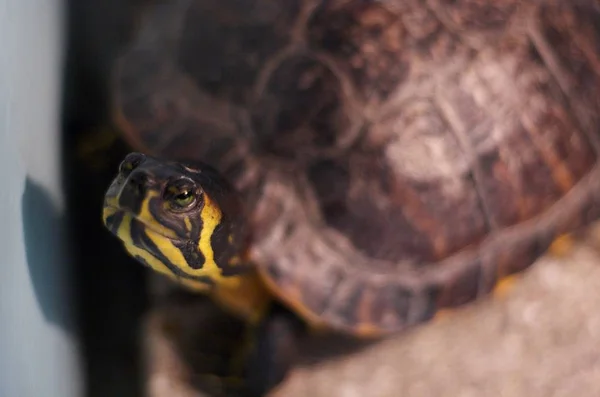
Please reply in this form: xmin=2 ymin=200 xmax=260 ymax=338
xmin=102 ymin=152 xmax=249 ymax=291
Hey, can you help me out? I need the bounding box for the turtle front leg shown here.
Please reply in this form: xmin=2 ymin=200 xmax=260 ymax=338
xmin=145 ymin=279 xmax=305 ymax=397
xmin=234 ymin=303 xmax=306 ymax=397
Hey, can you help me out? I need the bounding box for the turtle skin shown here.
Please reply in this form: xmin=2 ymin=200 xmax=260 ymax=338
xmin=112 ymin=0 xmax=600 ymax=335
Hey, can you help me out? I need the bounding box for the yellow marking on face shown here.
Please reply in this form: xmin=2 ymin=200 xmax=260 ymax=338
xmin=228 ymin=255 xmax=241 ymax=266
xmin=124 ymin=191 xmax=240 ymax=288
xmin=125 ymin=238 xmax=208 ymax=291
xmin=195 ymin=193 xmax=228 ymax=275
xmin=105 ymin=190 xmax=177 ymax=239
xmin=144 ymin=228 xmax=188 ymax=266
xmin=228 ymin=234 xmax=234 ymax=244
xmin=102 ymin=206 xmax=118 ymax=224
xmin=184 ymin=216 xmax=192 ymax=233
xmin=115 ymin=212 xmax=209 ymax=292
xmin=122 ymin=212 xmax=270 ymax=321
xmin=178 ymin=278 xmax=213 ymax=291
xmin=142 ymin=225 xmax=239 ymax=288
xmin=104 ymin=196 xmax=118 ymax=209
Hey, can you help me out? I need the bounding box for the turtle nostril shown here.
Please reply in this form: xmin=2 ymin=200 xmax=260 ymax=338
xmin=127 ymin=171 xmax=148 ymax=195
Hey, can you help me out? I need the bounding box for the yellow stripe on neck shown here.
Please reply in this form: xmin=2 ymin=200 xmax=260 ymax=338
xmin=211 ymin=271 xmax=272 ymax=324
xmin=117 ymin=213 xmax=211 ymax=293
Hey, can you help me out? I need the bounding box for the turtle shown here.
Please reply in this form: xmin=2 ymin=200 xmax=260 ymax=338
xmin=101 ymin=0 xmax=600 ymax=395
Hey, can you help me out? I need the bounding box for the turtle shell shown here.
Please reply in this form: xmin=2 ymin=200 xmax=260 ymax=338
xmin=112 ymin=0 xmax=600 ymax=334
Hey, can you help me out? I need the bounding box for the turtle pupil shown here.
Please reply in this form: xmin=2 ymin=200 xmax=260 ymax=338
xmin=177 ymin=191 xmax=190 ymax=200
xmin=164 ymin=178 xmax=199 ymax=210
xmin=171 ymin=188 xmax=195 ymax=209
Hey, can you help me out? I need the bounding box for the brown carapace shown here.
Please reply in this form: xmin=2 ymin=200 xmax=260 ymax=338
xmin=109 ymin=0 xmax=600 ymax=342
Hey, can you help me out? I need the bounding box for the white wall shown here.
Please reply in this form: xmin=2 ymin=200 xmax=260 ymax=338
xmin=0 ymin=1 xmax=82 ymax=396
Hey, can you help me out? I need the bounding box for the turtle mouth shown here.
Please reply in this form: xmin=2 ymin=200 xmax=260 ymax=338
xmin=102 ymin=204 xmax=127 ymax=237
xmin=102 ymin=206 xmax=184 ymax=277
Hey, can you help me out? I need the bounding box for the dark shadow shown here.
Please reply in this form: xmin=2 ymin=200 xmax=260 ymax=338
xmin=60 ymin=1 xmax=150 ymax=397
xmin=150 ymin=287 xmax=383 ymax=396
xmin=61 ymin=121 xmax=149 ymax=397
xmin=21 ymin=176 xmax=75 ymax=335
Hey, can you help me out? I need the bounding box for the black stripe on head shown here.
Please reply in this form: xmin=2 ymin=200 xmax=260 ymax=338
xmin=173 ymin=240 xmax=206 ymax=270
xmin=105 ymin=211 xmax=124 ymax=236
xmin=134 ymin=255 xmax=152 ymax=268
xmin=147 ymin=195 xmax=202 ymax=240
xmin=210 ymin=216 xmax=251 ymax=276
xmin=130 ymin=218 xmax=213 ymax=286
xmin=118 ymin=183 xmax=144 ymax=215
xmin=130 ymin=216 xmax=147 ymax=247
xmin=211 ymin=222 xmax=235 ymax=275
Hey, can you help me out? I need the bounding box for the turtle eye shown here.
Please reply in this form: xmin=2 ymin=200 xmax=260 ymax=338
xmin=164 ymin=178 xmax=200 ymax=211
xmin=174 ymin=190 xmax=194 ymax=207
xmin=119 ymin=153 xmax=145 ymax=175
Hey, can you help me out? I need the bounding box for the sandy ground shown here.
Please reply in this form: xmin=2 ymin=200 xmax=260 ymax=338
xmin=145 ymin=223 xmax=600 ymax=397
